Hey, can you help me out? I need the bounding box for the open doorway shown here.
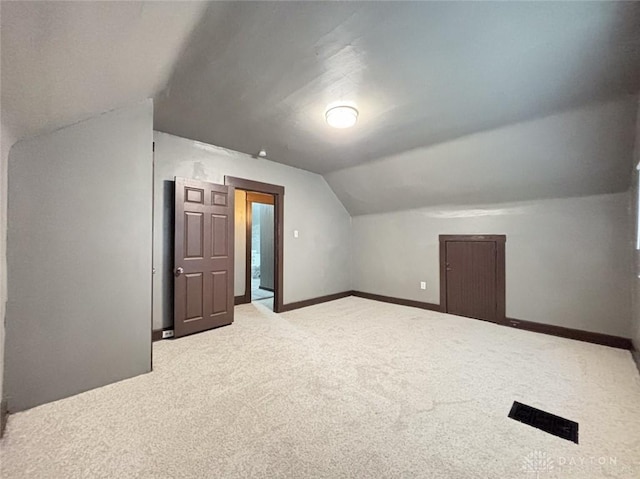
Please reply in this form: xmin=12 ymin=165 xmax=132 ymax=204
xmin=248 ymin=193 xmax=275 ymax=308
xmin=225 ymin=176 xmax=284 ymax=313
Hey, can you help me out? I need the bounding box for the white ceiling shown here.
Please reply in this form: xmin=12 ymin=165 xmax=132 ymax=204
xmin=1 ymin=1 xmax=639 ymax=213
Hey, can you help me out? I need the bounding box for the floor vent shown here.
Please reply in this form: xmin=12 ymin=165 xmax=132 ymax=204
xmin=508 ymin=401 xmax=579 ymax=444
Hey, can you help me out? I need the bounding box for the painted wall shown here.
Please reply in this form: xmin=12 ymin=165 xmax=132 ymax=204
xmin=0 ymin=121 xmax=16 ymax=408
xmin=152 ymin=132 xmax=351 ymax=329
xmin=632 ymin=100 xmax=640 ymax=351
xmin=234 ymin=189 xmax=247 ymax=296
xmin=352 ymin=193 xmax=632 ymax=337
xmin=5 ymin=101 xmax=153 ymax=412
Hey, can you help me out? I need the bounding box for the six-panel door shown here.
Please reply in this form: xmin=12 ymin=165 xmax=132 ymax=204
xmin=174 ymin=178 xmax=235 ymax=338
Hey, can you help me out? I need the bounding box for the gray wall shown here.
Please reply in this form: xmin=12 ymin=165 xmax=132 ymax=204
xmin=632 ymin=100 xmax=640 ymax=351
xmin=352 ymin=193 xmax=632 ymax=337
xmin=5 ymin=101 xmax=153 ymax=412
xmin=0 ymin=120 xmax=16 ymax=406
xmin=153 ymin=131 xmax=351 ymax=330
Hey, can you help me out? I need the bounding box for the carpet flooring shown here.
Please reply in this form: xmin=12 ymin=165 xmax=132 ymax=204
xmin=1 ymin=297 xmax=639 ymax=478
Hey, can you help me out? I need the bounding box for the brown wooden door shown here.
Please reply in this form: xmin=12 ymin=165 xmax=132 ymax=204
xmin=174 ymin=178 xmax=234 ymax=338
xmin=440 ymin=235 xmax=506 ymax=324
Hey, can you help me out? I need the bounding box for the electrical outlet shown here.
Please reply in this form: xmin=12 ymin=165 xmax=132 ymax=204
xmin=162 ymin=330 xmax=174 ymax=339
xmin=294 ymin=230 xmax=299 ymax=238
xmin=420 ymin=281 xmax=427 ymax=290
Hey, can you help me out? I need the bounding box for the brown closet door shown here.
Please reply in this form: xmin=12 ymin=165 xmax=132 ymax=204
xmin=445 ymin=241 xmax=497 ymax=322
xmin=174 ymin=178 xmax=234 ymax=338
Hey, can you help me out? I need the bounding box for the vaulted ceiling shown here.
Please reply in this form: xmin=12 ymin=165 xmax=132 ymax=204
xmin=156 ymin=1 xmax=640 ymax=174
xmin=1 ymin=1 xmax=207 ymax=139
xmin=2 ymin=1 xmax=639 ymax=214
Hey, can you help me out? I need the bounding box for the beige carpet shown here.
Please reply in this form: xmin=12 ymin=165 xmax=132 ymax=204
xmin=1 ymin=297 xmax=639 ymax=478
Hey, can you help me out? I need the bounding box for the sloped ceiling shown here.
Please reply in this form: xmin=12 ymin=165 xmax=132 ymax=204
xmin=326 ymin=97 xmax=638 ymax=215
xmin=1 ymin=1 xmax=207 ymax=139
xmin=155 ymin=1 xmax=640 ymax=174
xmin=1 ymin=1 xmax=639 ymax=214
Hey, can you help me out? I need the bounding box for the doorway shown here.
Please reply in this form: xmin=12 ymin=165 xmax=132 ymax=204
xmin=225 ymin=176 xmax=285 ymax=313
xmin=439 ymin=235 xmax=506 ymax=324
xmin=248 ymin=192 xmax=275 ymax=306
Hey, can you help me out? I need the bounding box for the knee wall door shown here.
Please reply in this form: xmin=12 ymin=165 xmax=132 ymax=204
xmin=439 ymin=235 xmax=506 ymax=324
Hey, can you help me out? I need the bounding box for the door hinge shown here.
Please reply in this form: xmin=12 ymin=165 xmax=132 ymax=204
xmin=152 ymin=141 xmax=155 ymax=152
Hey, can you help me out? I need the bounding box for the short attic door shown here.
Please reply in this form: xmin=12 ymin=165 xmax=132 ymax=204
xmin=439 ymin=235 xmax=506 ymax=324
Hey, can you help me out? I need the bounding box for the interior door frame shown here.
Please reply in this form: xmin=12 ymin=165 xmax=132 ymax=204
xmin=439 ymin=235 xmax=506 ymax=324
xmin=225 ymin=176 xmax=285 ymax=313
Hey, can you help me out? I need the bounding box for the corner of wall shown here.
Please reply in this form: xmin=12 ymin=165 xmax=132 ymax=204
xmin=631 ymin=96 xmax=640 ymax=352
xmin=320 ymin=174 xmax=354 ymax=291
xmin=0 ymin=119 xmax=17 ymax=413
xmin=5 ymin=101 xmax=153 ymax=411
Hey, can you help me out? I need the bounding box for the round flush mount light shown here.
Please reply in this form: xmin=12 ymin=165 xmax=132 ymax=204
xmin=325 ymin=104 xmax=358 ymax=129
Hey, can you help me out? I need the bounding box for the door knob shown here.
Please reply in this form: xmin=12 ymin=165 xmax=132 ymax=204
xmin=176 ymin=267 xmax=184 ymax=275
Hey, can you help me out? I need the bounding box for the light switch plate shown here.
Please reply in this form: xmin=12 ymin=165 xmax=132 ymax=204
xmin=420 ymin=281 xmax=427 ymax=290
xmin=294 ymin=230 xmax=299 ymax=238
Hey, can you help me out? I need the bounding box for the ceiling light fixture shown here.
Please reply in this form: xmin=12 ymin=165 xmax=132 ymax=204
xmin=325 ymin=104 xmax=358 ymax=129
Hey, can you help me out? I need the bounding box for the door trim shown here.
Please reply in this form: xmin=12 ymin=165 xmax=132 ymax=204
xmin=224 ymin=176 xmax=285 ymax=313
xmin=439 ymin=235 xmax=506 ymax=324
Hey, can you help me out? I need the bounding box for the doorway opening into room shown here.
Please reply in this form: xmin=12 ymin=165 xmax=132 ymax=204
xmin=225 ymin=176 xmax=285 ymax=313
xmin=248 ymin=193 xmax=275 ymax=309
